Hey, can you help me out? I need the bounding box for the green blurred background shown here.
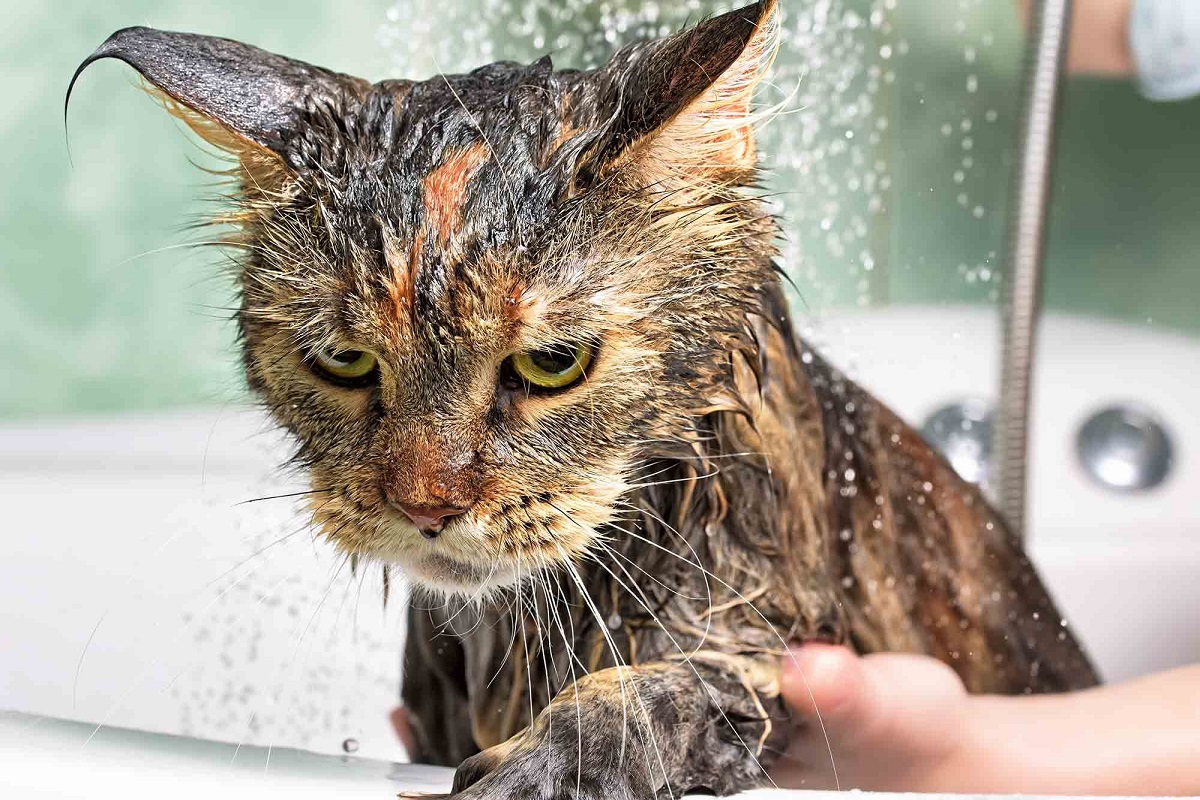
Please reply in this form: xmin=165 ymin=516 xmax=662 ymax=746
xmin=2 ymin=0 xmax=1197 ymax=419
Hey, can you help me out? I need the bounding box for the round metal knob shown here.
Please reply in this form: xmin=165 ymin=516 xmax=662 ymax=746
xmin=920 ymin=400 xmax=994 ymax=487
xmin=1077 ymin=406 xmax=1173 ymax=491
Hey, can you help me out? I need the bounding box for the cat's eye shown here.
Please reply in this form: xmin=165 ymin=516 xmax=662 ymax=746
xmin=507 ymin=344 xmax=593 ymax=391
xmin=310 ymin=348 xmax=379 ymax=387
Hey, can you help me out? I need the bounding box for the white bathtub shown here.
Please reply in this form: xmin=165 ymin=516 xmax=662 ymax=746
xmin=2 ymin=306 xmax=1197 ymax=775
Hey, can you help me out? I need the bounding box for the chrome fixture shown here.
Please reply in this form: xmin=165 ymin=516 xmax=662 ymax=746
xmin=921 ymin=400 xmax=995 ymax=489
xmin=994 ymin=0 xmax=1074 ymax=539
xmin=1077 ymin=406 xmax=1173 ymax=491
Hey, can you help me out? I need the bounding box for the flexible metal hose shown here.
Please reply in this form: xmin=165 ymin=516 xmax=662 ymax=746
xmin=994 ymin=0 xmax=1073 ymax=539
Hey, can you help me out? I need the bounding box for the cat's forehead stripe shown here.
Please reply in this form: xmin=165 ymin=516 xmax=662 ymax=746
xmin=383 ymin=227 xmax=421 ymax=322
xmin=421 ymin=141 xmax=490 ymax=245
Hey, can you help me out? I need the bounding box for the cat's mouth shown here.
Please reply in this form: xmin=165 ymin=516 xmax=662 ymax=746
xmin=368 ymin=510 xmax=540 ymax=596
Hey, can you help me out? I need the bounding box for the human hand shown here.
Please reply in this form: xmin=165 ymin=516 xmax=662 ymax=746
xmin=774 ymin=643 xmax=1200 ymax=796
xmin=771 ymin=643 xmax=974 ymax=791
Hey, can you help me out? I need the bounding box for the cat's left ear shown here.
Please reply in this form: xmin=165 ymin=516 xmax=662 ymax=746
xmin=596 ymin=0 xmax=779 ymax=178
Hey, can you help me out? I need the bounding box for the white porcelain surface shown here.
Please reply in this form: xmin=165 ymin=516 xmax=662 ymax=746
xmin=0 ymin=711 xmax=1149 ymax=800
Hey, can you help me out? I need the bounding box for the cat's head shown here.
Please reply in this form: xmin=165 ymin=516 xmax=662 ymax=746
xmin=72 ymin=1 xmax=781 ymax=596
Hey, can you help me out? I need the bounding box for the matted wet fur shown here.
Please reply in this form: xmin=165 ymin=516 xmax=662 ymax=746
xmin=71 ymin=2 xmax=1098 ymax=796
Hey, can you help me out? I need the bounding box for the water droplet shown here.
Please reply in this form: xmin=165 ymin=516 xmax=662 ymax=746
xmin=607 ymin=613 xmax=623 ymax=630
xmin=342 ymin=738 xmax=360 ymax=754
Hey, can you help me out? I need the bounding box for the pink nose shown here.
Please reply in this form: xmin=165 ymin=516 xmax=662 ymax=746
xmin=392 ymin=502 xmax=466 ymax=538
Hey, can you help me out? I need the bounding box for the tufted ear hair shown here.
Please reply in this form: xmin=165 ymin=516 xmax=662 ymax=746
xmin=67 ymin=27 xmax=369 ymax=180
xmin=594 ymin=0 xmax=780 ymax=179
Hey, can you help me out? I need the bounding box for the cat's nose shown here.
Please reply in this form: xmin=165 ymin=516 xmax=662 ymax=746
xmin=391 ymin=501 xmax=467 ymax=538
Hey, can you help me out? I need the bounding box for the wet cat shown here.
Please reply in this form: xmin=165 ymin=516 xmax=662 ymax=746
xmin=71 ymin=1 xmax=1097 ymax=796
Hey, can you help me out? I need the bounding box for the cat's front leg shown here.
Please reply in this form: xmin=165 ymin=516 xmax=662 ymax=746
xmin=417 ymin=655 xmax=785 ymax=800
xmin=401 ymin=603 xmax=479 ymax=767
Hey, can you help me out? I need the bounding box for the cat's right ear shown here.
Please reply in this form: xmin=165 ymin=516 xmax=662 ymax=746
xmin=67 ymin=27 xmax=368 ymax=182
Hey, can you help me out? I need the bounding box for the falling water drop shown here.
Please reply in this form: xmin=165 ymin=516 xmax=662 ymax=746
xmin=342 ymin=737 xmax=360 ymax=754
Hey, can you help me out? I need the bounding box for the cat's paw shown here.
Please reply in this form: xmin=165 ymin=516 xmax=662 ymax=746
xmin=445 ymin=733 xmax=649 ymax=800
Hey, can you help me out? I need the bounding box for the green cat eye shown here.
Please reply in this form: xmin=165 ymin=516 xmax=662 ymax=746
xmin=510 ymin=344 xmax=592 ymax=390
xmin=310 ymin=348 xmax=379 ymax=386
